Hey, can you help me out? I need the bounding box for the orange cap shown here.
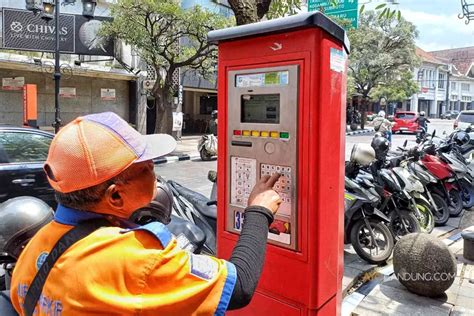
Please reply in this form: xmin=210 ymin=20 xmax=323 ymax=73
xmin=44 ymin=112 xmax=176 ymax=193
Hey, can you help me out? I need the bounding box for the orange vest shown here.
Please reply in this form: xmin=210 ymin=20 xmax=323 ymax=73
xmin=11 ymin=205 xmax=236 ymax=315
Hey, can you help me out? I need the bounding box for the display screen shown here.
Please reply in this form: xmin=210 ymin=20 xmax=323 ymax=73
xmin=241 ymin=94 xmax=280 ymax=124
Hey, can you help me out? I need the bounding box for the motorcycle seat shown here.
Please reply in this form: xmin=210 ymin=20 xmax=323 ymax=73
xmin=168 ymin=181 xmax=217 ymax=219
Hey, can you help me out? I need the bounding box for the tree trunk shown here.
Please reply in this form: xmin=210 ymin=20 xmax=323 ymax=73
xmin=228 ymin=0 xmax=260 ymax=25
xmin=360 ymin=97 xmax=367 ymax=130
xmin=154 ymin=99 xmax=174 ymax=134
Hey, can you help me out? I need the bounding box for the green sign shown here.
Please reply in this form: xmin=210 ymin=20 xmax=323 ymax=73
xmin=308 ymin=0 xmax=357 ymax=13
xmin=308 ymin=0 xmax=358 ymax=29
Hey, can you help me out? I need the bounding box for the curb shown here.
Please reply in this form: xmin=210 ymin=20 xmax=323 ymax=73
xmin=346 ymin=129 xmax=374 ymax=136
xmin=153 ymin=153 xmax=201 ymax=165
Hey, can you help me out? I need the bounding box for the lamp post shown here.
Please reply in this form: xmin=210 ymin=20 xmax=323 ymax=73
xmin=26 ymin=0 xmax=97 ymax=133
xmin=459 ymin=0 xmax=474 ymax=24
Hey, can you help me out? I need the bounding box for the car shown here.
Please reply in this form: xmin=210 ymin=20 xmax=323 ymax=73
xmin=440 ymin=110 xmax=460 ymax=120
xmin=392 ymin=111 xmax=418 ymax=134
xmin=0 ymin=126 xmax=55 ymax=206
xmin=454 ymin=110 xmax=474 ymax=130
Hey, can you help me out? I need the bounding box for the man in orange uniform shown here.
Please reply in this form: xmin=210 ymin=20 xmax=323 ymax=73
xmin=10 ymin=112 xmax=281 ymax=315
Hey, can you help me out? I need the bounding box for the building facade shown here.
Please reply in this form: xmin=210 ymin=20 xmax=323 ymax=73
xmin=405 ymin=47 xmax=474 ymax=117
xmin=0 ymin=0 xmax=144 ymax=131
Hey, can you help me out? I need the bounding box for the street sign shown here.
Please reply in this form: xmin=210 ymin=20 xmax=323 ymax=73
xmin=308 ymin=0 xmax=357 ymax=13
xmin=308 ymin=0 xmax=358 ymax=29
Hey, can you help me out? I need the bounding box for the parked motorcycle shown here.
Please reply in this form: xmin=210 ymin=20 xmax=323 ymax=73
xmin=198 ymin=134 xmax=218 ymax=161
xmin=344 ymin=177 xmax=394 ymax=264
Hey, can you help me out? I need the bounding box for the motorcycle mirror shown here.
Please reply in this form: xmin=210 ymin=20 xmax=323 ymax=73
xmin=403 ymin=140 xmax=408 ymax=147
xmin=208 ymin=170 xmax=217 ymax=183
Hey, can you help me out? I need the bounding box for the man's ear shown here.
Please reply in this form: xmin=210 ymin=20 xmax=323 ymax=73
xmin=105 ymin=184 xmax=124 ymax=209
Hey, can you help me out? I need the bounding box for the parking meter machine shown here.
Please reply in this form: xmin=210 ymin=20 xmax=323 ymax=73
xmin=208 ymin=12 xmax=350 ymax=315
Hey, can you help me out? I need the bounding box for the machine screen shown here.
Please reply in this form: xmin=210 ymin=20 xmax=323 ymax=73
xmin=241 ymin=94 xmax=280 ymax=124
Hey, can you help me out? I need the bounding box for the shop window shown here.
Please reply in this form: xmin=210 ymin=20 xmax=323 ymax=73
xmin=199 ymin=95 xmax=217 ymax=114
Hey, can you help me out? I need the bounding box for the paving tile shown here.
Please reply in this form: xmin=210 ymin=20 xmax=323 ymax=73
xmin=450 ymin=306 xmax=474 ymax=316
xmin=353 ymin=283 xmax=453 ymax=316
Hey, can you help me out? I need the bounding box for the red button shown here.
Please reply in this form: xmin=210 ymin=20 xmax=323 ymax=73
xmin=233 ymin=130 xmax=242 ymax=136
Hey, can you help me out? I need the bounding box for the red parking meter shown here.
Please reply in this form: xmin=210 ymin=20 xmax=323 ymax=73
xmin=208 ymin=12 xmax=350 ymax=315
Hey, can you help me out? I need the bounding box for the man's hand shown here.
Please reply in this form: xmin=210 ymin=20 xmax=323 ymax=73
xmin=247 ymin=173 xmax=282 ymax=214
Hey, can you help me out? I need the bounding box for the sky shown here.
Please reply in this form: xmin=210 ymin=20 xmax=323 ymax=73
xmin=365 ymin=0 xmax=474 ymax=52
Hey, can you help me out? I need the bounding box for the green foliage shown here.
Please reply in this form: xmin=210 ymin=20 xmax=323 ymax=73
xmin=102 ymin=0 xmax=230 ymax=133
xmin=347 ymin=11 xmax=420 ymax=100
xmin=370 ymin=70 xmax=419 ymax=102
xmin=102 ymin=0 xmax=230 ymax=90
xmin=267 ymin=0 xmax=302 ymax=19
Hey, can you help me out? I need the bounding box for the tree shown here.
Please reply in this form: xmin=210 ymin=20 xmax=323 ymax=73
xmin=102 ymin=0 xmax=229 ymax=134
xmin=228 ymin=0 xmax=401 ymax=26
xmin=227 ymin=0 xmax=301 ymax=25
xmin=370 ymin=70 xmax=419 ymax=104
xmin=347 ymin=11 xmax=419 ymax=128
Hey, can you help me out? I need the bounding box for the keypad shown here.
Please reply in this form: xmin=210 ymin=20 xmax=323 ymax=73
xmin=260 ymin=163 xmax=293 ymax=216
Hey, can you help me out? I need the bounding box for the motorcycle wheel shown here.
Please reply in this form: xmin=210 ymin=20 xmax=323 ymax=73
xmin=431 ymin=193 xmax=450 ymax=226
xmin=350 ymin=123 xmax=358 ymax=131
xmin=448 ymin=189 xmax=464 ymax=217
xmin=390 ymin=210 xmax=421 ymax=242
xmin=200 ymin=148 xmax=213 ymax=161
xmin=350 ymin=219 xmax=394 ymax=264
xmin=415 ymin=199 xmax=435 ymax=234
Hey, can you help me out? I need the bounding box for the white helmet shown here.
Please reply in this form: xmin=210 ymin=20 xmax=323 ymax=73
xmin=420 ymin=111 xmax=426 ymax=116
xmin=378 ymin=111 xmax=386 ymax=117
xmin=350 ymin=144 xmax=376 ymax=166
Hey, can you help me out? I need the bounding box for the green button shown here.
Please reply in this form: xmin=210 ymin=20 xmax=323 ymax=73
xmin=280 ymin=132 xmax=290 ymax=139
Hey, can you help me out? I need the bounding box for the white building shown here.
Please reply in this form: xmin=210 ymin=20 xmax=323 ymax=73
xmin=406 ymin=47 xmax=474 ymax=117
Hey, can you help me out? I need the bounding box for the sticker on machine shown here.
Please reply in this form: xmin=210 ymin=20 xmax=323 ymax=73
xmin=330 ymin=48 xmax=345 ymax=73
xmin=268 ymin=219 xmax=291 ymax=245
xmin=230 ymin=156 xmax=257 ymax=207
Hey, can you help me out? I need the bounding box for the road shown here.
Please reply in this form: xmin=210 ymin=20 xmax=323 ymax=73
xmin=156 ymin=119 xmax=455 ymax=197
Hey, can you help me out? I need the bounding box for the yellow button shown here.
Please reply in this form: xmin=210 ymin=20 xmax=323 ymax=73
xmin=261 ymin=131 xmax=270 ymax=137
xmin=270 ymin=131 xmax=279 ymax=138
xmin=251 ymin=130 xmax=260 ymax=137
xmin=242 ymin=130 xmax=251 ymax=137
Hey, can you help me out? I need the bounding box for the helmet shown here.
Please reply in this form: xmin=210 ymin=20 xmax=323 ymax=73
xmin=0 ymin=197 xmax=54 ymax=260
xmin=371 ymin=136 xmax=390 ymax=160
xmin=350 ymin=144 xmax=376 ymax=166
xmin=453 ymin=131 xmax=470 ymax=146
xmin=211 ymin=110 xmax=218 ymax=119
xmin=378 ymin=111 xmax=386 ymax=117
xmin=420 ymin=111 xmax=426 ymax=116
xmin=129 ymin=176 xmax=173 ymax=225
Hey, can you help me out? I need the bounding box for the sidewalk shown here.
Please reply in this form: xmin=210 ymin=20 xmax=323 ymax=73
xmin=343 ymin=213 xmax=474 ymax=316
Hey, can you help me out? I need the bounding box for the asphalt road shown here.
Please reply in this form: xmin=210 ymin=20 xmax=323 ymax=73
xmin=155 ymin=119 xmax=455 ymax=197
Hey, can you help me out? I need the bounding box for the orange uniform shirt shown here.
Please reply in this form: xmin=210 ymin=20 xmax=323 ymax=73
xmin=11 ymin=205 xmax=236 ymax=315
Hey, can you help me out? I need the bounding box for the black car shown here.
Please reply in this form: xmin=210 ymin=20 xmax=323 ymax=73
xmin=0 ymin=126 xmax=55 ymax=206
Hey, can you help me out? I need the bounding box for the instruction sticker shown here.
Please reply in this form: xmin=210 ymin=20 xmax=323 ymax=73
xmin=330 ymin=48 xmax=345 ymax=73
xmin=230 ymin=157 xmax=257 ymax=207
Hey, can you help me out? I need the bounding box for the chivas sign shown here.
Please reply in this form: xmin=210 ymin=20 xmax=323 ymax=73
xmin=2 ymin=8 xmax=114 ymax=56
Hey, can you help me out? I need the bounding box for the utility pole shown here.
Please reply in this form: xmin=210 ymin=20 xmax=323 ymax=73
xmin=445 ymin=64 xmax=451 ymax=112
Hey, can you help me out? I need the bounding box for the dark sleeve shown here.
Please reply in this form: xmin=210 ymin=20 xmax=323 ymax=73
xmin=427 ymin=118 xmax=431 ymax=123
xmin=227 ymin=205 xmax=274 ymax=310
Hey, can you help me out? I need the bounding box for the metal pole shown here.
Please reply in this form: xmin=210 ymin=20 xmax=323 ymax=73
xmin=53 ymin=0 xmax=61 ymax=133
xmin=445 ymin=67 xmax=450 ymax=112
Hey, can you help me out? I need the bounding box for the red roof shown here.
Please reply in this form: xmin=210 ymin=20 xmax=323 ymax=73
xmin=416 ymin=47 xmax=448 ymax=65
xmin=430 ymin=47 xmax=474 ymax=76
